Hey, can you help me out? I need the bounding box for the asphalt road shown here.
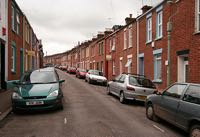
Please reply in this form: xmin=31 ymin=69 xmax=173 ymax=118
xmin=0 ymin=70 xmax=187 ymax=137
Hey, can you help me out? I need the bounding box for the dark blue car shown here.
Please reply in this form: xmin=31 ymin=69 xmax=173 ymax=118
xmin=146 ymin=83 xmax=200 ymax=137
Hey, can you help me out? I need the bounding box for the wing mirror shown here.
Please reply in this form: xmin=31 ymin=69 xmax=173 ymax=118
xmin=59 ymin=79 xmax=65 ymax=83
xmin=13 ymin=81 xmax=20 ymax=85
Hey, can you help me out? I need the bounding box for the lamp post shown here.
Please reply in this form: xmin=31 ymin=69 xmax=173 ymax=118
xmin=166 ymin=0 xmax=178 ymax=86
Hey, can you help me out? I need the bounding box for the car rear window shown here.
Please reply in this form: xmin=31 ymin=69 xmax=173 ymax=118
xmin=89 ymin=70 xmax=103 ymax=76
xmin=129 ymin=76 xmax=155 ymax=89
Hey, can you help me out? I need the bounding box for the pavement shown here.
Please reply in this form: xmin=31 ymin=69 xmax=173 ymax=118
xmin=0 ymin=89 xmax=12 ymax=121
xmin=0 ymin=70 xmax=187 ymax=137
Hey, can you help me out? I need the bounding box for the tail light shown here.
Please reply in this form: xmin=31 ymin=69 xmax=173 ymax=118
xmin=127 ymin=86 xmax=135 ymax=91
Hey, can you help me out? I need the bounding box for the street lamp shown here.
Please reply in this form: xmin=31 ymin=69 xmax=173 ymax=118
xmin=166 ymin=0 xmax=179 ymax=86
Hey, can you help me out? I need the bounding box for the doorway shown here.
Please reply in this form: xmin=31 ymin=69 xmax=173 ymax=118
xmin=178 ymin=56 xmax=189 ymax=83
xmin=0 ymin=42 xmax=5 ymax=89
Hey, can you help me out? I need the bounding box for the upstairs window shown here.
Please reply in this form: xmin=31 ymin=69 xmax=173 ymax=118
xmin=16 ymin=11 xmax=20 ymax=34
xmin=128 ymin=26 xmax=132 ymax=48
xmin=124 ymin=29 xmax=127 ymax=49
xmin=11 ymin=42 xmax=16 ymax=73
xmin=11 ymin=6 xmax=15 ymax=31
xmin=196 ymin=0 xmax=200 ymax=32
xmin=146 ymin=15 xmax=152 ymax=43
xmin=109 ymin=39 xmax=112 ymax=52
xmin=156 ymin=10 xmax=163 ymax=39
xmin=112 ymin=36 xmax=116 ymax=51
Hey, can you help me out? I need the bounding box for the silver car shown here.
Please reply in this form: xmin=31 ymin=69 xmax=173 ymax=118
xmin=107 ymin=73 xmax=157 ymax=103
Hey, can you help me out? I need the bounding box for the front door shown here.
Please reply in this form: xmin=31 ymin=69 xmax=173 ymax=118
xmin=178 ymin=56 xmax=189 ymax=82
xmin=0 ymin=42 xmax=5 ymax=89
xmin=20 ymin=50 xmax=24 ymax=77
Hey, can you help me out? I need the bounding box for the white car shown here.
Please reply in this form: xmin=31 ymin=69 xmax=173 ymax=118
xmin=85 ymin=70 xmax=107 ymax=86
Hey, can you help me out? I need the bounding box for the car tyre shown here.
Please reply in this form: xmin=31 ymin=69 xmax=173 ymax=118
xmin=85 ymin=79 xmax=87 ymax=82
xmin=146 ymin=103 xmax=159 ymax=122
xmin=88 ymin=78 xmax=92 ymax=84
xmin=190 ymin=124 xmax=200 ymax=137
xmin=119 ymin=92 xmax=126 ymax=104
xmin=107 ymin=86 xmax=111 ymax=95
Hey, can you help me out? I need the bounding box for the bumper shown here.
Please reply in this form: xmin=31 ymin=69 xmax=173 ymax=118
xmin=124 ymin=92 xmax=148 ymax=101
xmin=90 ymin=79 xmax=107 ymax=85
xmin=12 ymin=97 xmax=62 ymax=111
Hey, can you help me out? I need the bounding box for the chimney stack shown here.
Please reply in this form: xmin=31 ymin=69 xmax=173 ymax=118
xmin=125 ymin=14 xmax=136 ymax=25
xmin=141 ymin=5 xmax=152 ymax=14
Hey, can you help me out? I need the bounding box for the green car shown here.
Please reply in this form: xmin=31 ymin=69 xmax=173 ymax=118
xmin=12 ymin=67 xmax=65 ymax=112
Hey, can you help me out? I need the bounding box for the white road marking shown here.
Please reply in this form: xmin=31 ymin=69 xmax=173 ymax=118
xmin=153 ymin=124 xmax=165 ymax=133
xmin=64 ymin=118 xmax=67 ymax=124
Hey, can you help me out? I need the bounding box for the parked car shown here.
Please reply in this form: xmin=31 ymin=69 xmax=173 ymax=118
xmin=107 ymin=73 xmax=157 ymax=103
xmin=67 ymin=67 xmax=77 ymax=74
xmin=76 ymin=68 xmax=87 ymax=79
xmin=12 ymin=67 xmax=65 ymax=112
xmin=85 ymin=70 xmax=107 ymax=86
xmin=146 ymin=83 xmax=200 ymax=137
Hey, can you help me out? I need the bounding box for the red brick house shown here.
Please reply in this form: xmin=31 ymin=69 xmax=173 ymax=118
xmin=137 ymin=0 xmax=200 ymax=90
xmin=7 ymin=0 xmax=23 ymax=82
xmin=105 ymin=15 xmax=137 ymax=81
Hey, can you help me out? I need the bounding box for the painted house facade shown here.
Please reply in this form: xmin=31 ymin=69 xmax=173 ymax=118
xmin=0 ymin=0 xmax=8 ymax=89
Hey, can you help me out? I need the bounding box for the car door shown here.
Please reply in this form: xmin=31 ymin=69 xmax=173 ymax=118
xmin=157 ymin=84 xmax=187 ymax=124
xmin=176 ymin=85 xmax=200 ymax=130
xmin=109 ymin=75 xmax=121 ymax=95
xmin=116 ymin=74 xmax=126 ymax=95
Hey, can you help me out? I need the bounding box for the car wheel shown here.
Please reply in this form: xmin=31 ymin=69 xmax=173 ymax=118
xmin=146 ymin=103 xmax=159 ymax=122
xmin=88 ymin=78 xmax=92 ymax=84
xmin=119 ymin=92 xmax=126 ymax=104
xmin=190 ymin=124 xmax=200 ymax=137
xmin=85 ymin=79 xmax=87 ymax=82
xmin=107 ymin=86 xmax=111 ymax=95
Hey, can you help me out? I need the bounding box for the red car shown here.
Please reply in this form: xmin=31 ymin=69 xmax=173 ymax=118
xmin=76 ymin=69 xmax=87 ymax=79
xmin=67 ymin=67 xmax=77 ymax=74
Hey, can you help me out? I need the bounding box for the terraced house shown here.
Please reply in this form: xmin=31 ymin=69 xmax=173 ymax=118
xmin=44 ymin=0 xmax=200 ymax=91
xmin=0 ymin=0 xmax=8 ymax=89
xmin=0 ymin=0 xmax=43 ymax=90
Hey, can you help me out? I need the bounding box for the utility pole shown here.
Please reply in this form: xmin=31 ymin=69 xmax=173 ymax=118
xmin=167 ymin=21 xmax=172 ymax=86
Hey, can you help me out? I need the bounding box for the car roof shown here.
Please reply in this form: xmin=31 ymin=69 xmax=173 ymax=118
xmin=172 ymin=82 xmax=200 ymax=86
xmin=36 ymin=67 xmax=55 ymax=72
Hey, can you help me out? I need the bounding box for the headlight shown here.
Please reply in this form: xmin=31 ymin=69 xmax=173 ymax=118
xmin=12 ymin=92 xmax=22 ymax=99
xmin=47 ymin=90 xmax=59 ymax=98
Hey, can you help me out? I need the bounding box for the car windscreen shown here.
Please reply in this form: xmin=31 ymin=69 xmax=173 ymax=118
xmin=129 ymin=76 xmax=155 ymax=89
xmin=89 ymin=70 xmax=103 ymax=76
xmin=20 ymin=71 xmax=57 ymax=84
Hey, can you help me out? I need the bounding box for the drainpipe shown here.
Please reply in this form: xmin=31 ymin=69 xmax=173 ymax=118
xmin=166 ymin=0 xmax=179 ymax=86
xmin=136 ymin=19 xmax=139 ymax=74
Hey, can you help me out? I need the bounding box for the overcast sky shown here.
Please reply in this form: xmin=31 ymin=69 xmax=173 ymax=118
xmin=16 ymin=0 xmax=162 ymax=56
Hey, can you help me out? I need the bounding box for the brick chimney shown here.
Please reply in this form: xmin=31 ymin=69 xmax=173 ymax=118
xmin=97 ymin=32 xmax=104 ymax=39
xmin=125 ymin=14 xmax=136 ymax=25
xmin=104 ymin=28 xmax=113 ymax=36
xmin=141 ymin=5 xmax=152 ymax=14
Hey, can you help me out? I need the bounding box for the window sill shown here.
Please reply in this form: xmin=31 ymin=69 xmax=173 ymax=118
xmin=123 ymin=48 xmax=127 ymax=51
xmin=193 ymin=31 xmax=200 ymax=35
xmin=152 ymin=79 xmax=162 ymax=84
xmin=155 ymin=37 xmax=162 ymax=41
xmin=128 ymin=46 xmax=132 ymax=49
xmin=11 ymin=71 xmax=16 ymax=75
xmin=146 ymin=41 xmax=152 ymax=45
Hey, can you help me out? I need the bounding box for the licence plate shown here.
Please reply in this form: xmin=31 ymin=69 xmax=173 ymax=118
xmin=26 ymin=101 xmax=44 ymax=106
xmin=137 ymin=95 xmax=146 ymax=100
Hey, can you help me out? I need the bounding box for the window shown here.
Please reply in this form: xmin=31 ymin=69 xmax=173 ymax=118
xmin=11 ymin=43 xmax=16 ymax=73
xmin=128 ymin=27 xmax=132 ymax=48
xmin=16 ymin=11 xmax=20 ymax=34
xmin=119 ymin=75 xmax=126 ymax=83
xmin=11 ymin=6 xmax=15 ymax=31
xmin=114 ymin=74 xmax=122 ymax=81
xmin=154 ymin=54 xmax=162 ymax=81
xmin=146 ymin=17 xmax=152 ymax=43
xmin=112 ymin=36 xmax=116 ymax=51
xmin=183 ymin=85 xmax=200 ymax=104
xmin=109 ymin=39 xmax=112 ymax=52
xmin=156 ymin=10 xmax=163 ymax=39
xmin=112 ymin=61 xmax=115 ymax=75
xmin=163 ymin=84 xmax=187 ymax=99
xmin=125 ymin=58 xmax=132 ymax=73
xmin=124 ymin=29 xmax=127 ymax=49
xmin=196 ymin=0 xmax=200 ymax=32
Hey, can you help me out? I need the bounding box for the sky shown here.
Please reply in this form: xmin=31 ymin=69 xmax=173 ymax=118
xmin=16 ymin=0 xmax=162 ymax=56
